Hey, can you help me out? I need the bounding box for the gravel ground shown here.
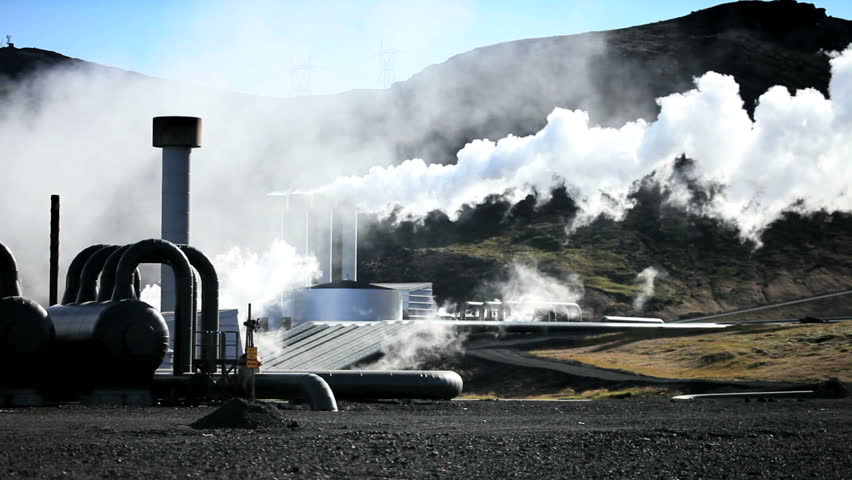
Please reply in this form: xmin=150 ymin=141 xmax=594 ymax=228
xmin=0 ymin=398 xmax=850 ymax=479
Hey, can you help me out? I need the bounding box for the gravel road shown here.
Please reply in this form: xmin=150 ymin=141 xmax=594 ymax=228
xmin=0 ymin=398 xmax=849 ymax=479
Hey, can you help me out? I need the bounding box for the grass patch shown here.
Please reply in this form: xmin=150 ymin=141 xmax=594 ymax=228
xmin=531 ymin=323 xmax=852 ymax=383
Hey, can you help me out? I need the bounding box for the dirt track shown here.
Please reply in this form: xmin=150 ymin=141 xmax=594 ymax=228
xmin=0 ymin=398 xmax=850 ymax=479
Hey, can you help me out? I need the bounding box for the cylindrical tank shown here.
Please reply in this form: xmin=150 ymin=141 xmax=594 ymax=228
xmin=0 ymin=297 xmax=54 ymax=387
xmin=292 ymin=280 xmax=402 ymax=324
xmin=46 ymin=300 xmax=168 ymax=391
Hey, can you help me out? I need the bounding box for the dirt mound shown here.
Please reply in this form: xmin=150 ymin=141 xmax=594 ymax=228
xmin=191 ymin=398 xmax=298 ymax=430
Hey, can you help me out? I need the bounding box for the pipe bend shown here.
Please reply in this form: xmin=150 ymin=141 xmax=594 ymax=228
xmin=113 ymin=239 xmax=194 ymax=375
xmin=253 ymin=373 xmax=338 ymax=412
xmin=178 ymin=245 xmax=219 ymax=374
xmin=62 ymin=244 xmax=109 ymax=304
xmin=75 ymin=245 xmax=119 ymax=304
xmin=0 ymin=241 xmax=21 ymax=297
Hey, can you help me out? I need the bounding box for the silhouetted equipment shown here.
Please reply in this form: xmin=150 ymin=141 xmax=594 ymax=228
xmin=0 ymin=241 xmax=55 ymax=388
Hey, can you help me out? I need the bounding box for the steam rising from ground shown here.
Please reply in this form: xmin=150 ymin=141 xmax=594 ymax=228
xmin=498 ymin=263 xmax=584 ymax=321
xmin=633 ymin=267 xmax=664 ymax=312
xmin=368 ymin=321 xmax=466 ymax=371
xmin=313 ymin=47 xmax=852 ymax=242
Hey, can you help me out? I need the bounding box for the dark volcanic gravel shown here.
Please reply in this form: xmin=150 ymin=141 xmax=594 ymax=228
xmin=190 ymin=398 xmax=297 ymax=430
xmin=0 ymin=399 xmax=850 ymax=479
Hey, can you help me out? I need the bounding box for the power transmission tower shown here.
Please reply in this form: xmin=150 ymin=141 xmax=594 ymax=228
xmin=289 ymin=57 xmax=319 ymax=96
xmin=378 ymin=41 xmax=402 ymax=88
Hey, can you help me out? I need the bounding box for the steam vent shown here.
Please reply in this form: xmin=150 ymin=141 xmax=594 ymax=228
xmin=152 ymin=116 xmax=202 ymax=312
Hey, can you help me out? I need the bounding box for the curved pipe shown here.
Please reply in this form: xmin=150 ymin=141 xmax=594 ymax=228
xmin=75 ymin=245 xmax=119 ymax=303
xmin=0 ymin=241 xmax=21 ymax=297
xmin=62 ymin=244 xmax=108 ymax=304
xmin=113 ymin=239 xmax=194 ymax=375
xmin=253 ymin=373 xmax=338 ymax=412
xmin=178 ymin=245 xmax=219 ymax=374
xmin=97 ymin=245 xmax=142 ymax=302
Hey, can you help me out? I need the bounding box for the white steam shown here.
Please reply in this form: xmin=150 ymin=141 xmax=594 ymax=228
xmin=632 ymin=266 xmax=664 ymax=312
xmin=140 ymin=284 xmax=161 ymax=310
xmin=214 ymin=239 xmax=320 ymax=321
xmin=498 ymin=262 xmax=584 ymax=321
xmin=313 ymin=46 xmax=852 ymax=241
xmin=368 ymin=321 xmax=466 ymax=371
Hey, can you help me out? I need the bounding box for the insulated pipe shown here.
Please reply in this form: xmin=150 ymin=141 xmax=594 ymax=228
xmin=0 ymin=241 xmax=21 ymax=297
xmin=97 ymin=245 xmax=142 ymax=302
xmin=75 ymin=245 xmax=119 ymax=303
xmin=113 ymin=239 xmax=194 ymax=375
xmin=252 ymin=373 xmax=338 ymax=412
xmin=61 ymin=244 xmax=108 ymax=304
xmin=153 ymin=116 xmax=201 ymax=313
xmin=293 ymin=370 xmax=465 ymax=400
xmin=178 ymin=245 xmax=219 ymax=374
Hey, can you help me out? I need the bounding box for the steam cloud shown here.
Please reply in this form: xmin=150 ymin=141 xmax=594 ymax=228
xmin=632 ymin=266 xmax=663 ymax=312
xmin=312 ymin=46 xmax=852 ymax=242
xmin=368 ymin=321 xmax=466 ymax=371
xmin=497 ymin=262 xmax=584 ymax=321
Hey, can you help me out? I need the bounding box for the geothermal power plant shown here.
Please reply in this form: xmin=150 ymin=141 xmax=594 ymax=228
xmin=0 ymin=116 xmax=466 ymax=410
xmin=0 ymin=115 xmax=731 ymax=410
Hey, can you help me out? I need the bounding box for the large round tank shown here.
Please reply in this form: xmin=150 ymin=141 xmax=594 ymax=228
xmin=46 ymin=300 xmax=168 ymax=391
xmin=0 ymin=296 xmax=54 ymax=387
xmin=293 ymin=281 xmax=402 ymax=324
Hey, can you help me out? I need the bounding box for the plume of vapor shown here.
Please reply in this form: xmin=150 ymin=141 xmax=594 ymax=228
xmin=633 ymin=266 xmax=664 ymax=312
xmin=140 ymin=284 xmax=161 ymax=310
xmin=497 ymin=262 xmax=584 ymax=321
xmin=312 ymin=46 xmax=852 ymax=243
xmin=214 ymin=239 xmax=320 ymax=321
xmin=367 ymin=320 xmax=467 ymax=371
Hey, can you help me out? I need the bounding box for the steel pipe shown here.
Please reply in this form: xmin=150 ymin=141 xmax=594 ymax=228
xmin=75 ymin=245 xmax=119 ymax=303
xmin=294 ymin=370 xmax=464 ymax=400
xmin=178 ymin=245 xmax=219 ymax=374
xmin=253 ymin=373 xmax=338 ymax=412
xmin=0 ymin=241 xmax=21 ymax=297
xmin=61 ymin=244 xmax=108 ymax=304
xmin=113 ymin=239 xmax=194 ymax=375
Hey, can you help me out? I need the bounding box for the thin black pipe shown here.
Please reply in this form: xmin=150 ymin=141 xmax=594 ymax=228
xmin=178 ymin=245 xmax=219 ymax=374
xmin=75 ymin=245 xmax=119 ymax=303
xmin=62 ymin=244 xmax=107 ymax=304
xmin=113 ymin=239 xmax=194 ymax=375
xmin=49 ymin=194 xmax=60 ymax=305
xmin=0 ymin=241 xmax=21 ymax=297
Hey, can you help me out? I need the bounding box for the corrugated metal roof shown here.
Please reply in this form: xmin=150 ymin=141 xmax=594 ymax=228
xmin=263 ymin=321 xmax=416 ymax=371
xmin=370 ymin=282 xmax=432 ymax=291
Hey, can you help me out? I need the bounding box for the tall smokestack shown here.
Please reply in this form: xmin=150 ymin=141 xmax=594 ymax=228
xmin=152 ymin=116 xmax=202 ymax=311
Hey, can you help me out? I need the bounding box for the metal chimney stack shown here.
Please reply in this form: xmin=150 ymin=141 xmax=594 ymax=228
xmin=153 ymin=116 xmax=201 ymax=312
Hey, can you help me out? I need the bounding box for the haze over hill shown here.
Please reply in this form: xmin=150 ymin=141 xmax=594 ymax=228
xmin=1 ymin=0 xmax=851 ymax=320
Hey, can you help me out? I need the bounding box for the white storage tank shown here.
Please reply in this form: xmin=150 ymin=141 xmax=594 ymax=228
xmin=293 ymin=280 xmax=402 ymax=324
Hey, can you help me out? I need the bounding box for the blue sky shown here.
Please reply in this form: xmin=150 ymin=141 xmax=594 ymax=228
xmin=3 ymin=0 xmax=852 ymax=97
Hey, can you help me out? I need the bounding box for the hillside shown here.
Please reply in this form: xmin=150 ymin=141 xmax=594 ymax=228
xmin=531 ymin=322 xmax=852 ymax=384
